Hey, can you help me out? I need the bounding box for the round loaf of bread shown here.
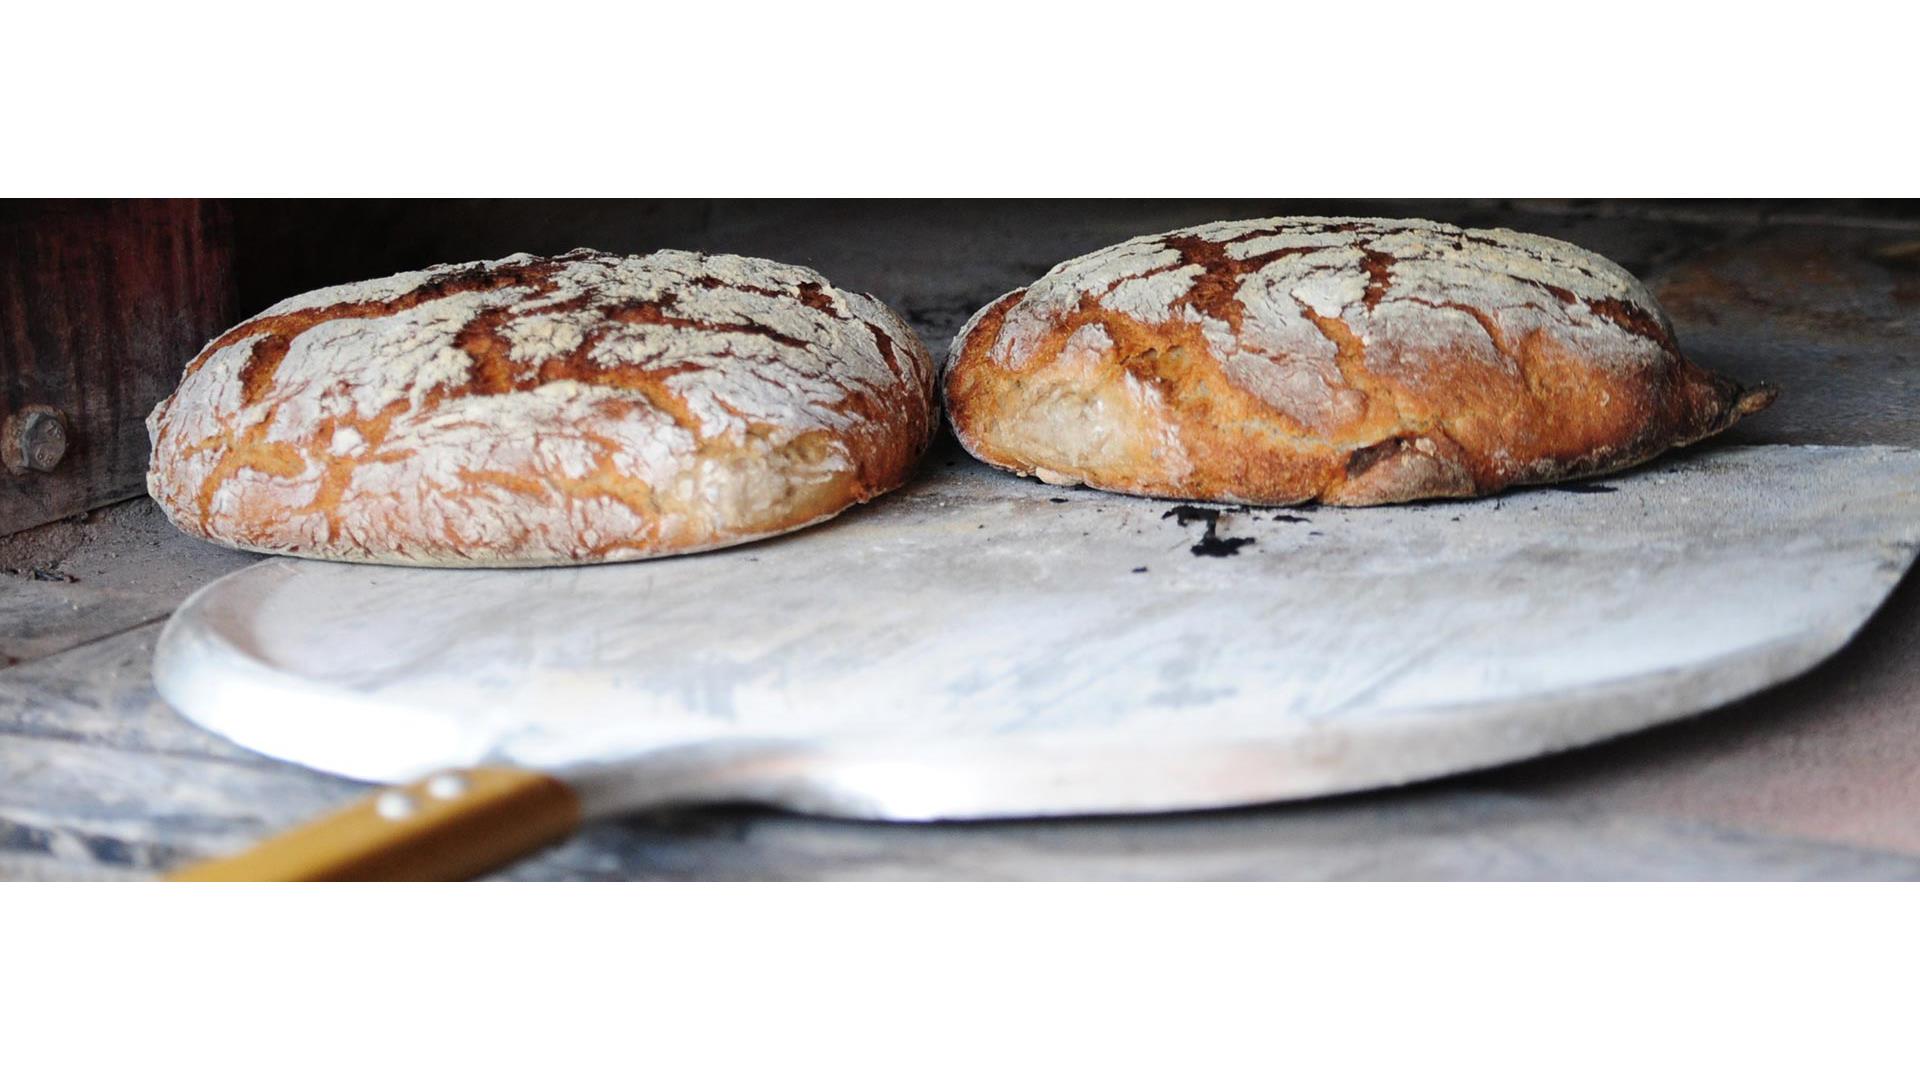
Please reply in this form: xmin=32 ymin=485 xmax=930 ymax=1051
xmin=147 ymin=249 xmax=937 ymax=566
xmin=945 ymin=217 xmax=1774 ymax=506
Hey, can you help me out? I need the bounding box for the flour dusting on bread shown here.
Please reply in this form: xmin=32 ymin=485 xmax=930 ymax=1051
xmin=148 ymin=249 xmax=937 ymax=566
xmin=946 ymin=216 xmax=1772 ymax=506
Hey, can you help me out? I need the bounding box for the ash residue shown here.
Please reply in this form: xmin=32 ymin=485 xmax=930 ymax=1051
xmin=3 ymin=565 xmax=78 ymax=583
xmin=1192 ymin=531 xmax=1255 ymax=557
xmin=1162 ymin=505 xmax=1256 ymax=558
xmin=1162 ymin=506 xmax=1217 ymax=528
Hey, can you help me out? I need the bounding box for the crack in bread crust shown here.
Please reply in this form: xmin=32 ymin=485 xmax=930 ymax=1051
xmin=946 ymin=216 xmax=1772 ymax=506
xmin=147 ymin=249 xmax=938 ymax=566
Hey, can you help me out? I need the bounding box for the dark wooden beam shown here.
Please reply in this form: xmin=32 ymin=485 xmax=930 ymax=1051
xmin=1 ymin=200 xmax=236 ymax=534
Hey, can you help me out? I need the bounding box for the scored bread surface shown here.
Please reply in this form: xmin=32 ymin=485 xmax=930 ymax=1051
xmin=147 ymin=249 xmax=937 ymax=566
xmin=944 ymin=217 xmax=1773 ymax=505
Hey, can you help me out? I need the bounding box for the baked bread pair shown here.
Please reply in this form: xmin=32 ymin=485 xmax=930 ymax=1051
xmin=147 ymin=220 xmax=1771 ymax=566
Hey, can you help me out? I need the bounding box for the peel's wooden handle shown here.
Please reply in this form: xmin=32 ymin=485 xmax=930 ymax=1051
xmin=169 ymin=767 xmax=582 ymax=882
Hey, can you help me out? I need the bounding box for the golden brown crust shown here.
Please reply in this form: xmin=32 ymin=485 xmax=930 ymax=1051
xmin=945 ymin=217 xmax=1774 ymax=506
xmin=147 ymin=249 xmax=937 ymax=566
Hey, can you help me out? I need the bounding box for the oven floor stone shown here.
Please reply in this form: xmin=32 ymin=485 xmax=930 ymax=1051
xmin=5 ymin=199 xmax=1918 ymax=880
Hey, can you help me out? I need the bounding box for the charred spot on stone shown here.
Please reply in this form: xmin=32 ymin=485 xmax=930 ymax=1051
xmin=1163 ymin=504 xmax=1254 ymax=557
xmin=1190 ymin=527 xmax=1254 ymax=558
xmin=1551 ymin=480 xmax=1617 ymax=494
xmin=1162 ymin=505 xmax=1220 ymax=528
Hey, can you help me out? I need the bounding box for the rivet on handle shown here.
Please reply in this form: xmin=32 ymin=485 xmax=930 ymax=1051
xmin=375 ymin=790 xmax=418 ymax=820
xmin=426 ymin=772 xmax=470 ymax=799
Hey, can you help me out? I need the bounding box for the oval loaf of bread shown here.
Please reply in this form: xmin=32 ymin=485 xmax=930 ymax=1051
xmin=147 ymin=249 xmax=937 ymax=566
xmin=945 ymin=216 xmax=1773 ymax=505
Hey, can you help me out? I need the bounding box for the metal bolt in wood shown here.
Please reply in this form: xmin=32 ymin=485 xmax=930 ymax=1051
xmin=3 ymin=405 xmax=69 ymax=475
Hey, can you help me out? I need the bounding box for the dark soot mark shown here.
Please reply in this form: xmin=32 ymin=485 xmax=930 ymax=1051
xmin=1551 ymin=481 xmax=1618 ymax=494
xmin=1272 ymin=514 xmax=1309 ymax=523
xmin=1162 ymin=505 xmax=1219 ymax=528
xmin=19 ymin=566 xmax=79 ymax=583
xmin=1132 ymin=566 xmax=1148 ymax=573
xmin=1191 ymin=531 xmax=1255 ymax=557
xmin=1162 ymin=505 xmax=1256 ymax=558
xmin=1049 ymin=497 xmax=1069 ymax=503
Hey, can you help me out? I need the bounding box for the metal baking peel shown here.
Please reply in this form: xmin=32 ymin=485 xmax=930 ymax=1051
xmin=156 ymin=444 xmax=1920 ymax=880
